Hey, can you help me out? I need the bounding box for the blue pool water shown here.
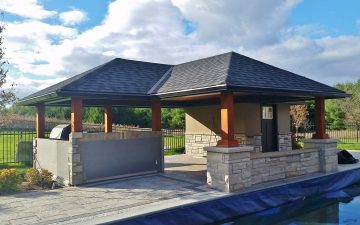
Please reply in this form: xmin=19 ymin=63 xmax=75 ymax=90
xmin=218 ymin=183 xmax=360 ymax=225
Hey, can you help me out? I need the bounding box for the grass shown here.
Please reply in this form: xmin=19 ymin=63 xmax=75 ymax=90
xmin=297 ymin=140 xmax=360 ymax=150
xmin=338 ymin=143 xmax=360 ymax=150
xmin=0 ymin=131 xmax=36 ymax=164
xmin=164 ymin=149 xmax=185 ymax=156
xmin=163 ymin=135 xmax=185 ymax=155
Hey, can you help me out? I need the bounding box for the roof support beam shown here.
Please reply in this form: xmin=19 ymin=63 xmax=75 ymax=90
xmin=152 ymin=99 xmax=161 ymax=132
xmin=104 ymin=105 xmax=112 ymax=133
xmin=217 ymin=91 xmax=239 ymax=147
xmin=71 ymin=97 xmax=83 ymax=133
xmin=36 ymin=104 xmax=45 ymax=138
xmin=312 ymin=97 xmax=329 ymax=139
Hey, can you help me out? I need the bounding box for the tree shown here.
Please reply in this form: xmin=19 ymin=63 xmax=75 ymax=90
xmin=0 ymin=13 xmax=16 ymax=112
xmin=290 ymin=104 xmax=309 ymax=137
xmin=335 ymin=80 xmax=360 ymax=126
xmin=325 ymin=99 xmax=345 ymax=127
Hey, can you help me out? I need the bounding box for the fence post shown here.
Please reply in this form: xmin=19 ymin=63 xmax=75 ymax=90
xmin=357 ymin=124 xmax=359 ymax=144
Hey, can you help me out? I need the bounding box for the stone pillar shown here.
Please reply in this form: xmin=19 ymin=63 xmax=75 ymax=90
xmin=152 ymin=99 xmax=161 ymax=131
xmin=68 ymin=132 xmax=85 ymax=185
xmin=104 ymin=105 xmax=112 ymax=133
xmin=217 ymin=91 xmax=239 ymax=147
xmin=304 ymin=139 xmax=338 ymax=173
xmin=313 ymin=97 xmax=329 ymax=139
xmin=71 ymin=97 xmax=83 ymax=132
xmin=36 ymin=104 xmax=45 ymax=138
xmin=278 ymin=133 xmax=292 ymax=151
xmin=205 ymin=146 xmax=253 ymax=192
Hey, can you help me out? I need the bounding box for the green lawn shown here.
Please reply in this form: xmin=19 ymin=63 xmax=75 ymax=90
xmin=163 ymin=135 xmax=185 ymax=155
xmin=0 ymin=131 xmax=36 ymax=164
xmin=297 ymin=140 xmax=360 ymax=150
xmin=338 ymin=143 xmax=360 ymax=150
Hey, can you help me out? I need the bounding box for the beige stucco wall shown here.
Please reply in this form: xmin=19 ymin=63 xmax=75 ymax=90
xmin=185 ymin=103 xmax=261 ymax=136
xmin=185 ymin=103 xmax=291 ymax=156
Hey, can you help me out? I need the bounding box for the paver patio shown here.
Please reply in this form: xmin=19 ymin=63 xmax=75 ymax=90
xmin=0 ymin=155 xmax=225 ymax=225
xmin=1 ymin=153 xmax=360 ymax=225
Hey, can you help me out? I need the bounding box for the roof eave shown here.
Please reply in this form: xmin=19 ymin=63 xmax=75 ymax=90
xmin=154 ymin=85 xmax=350 ymax=99
xmin=17 ymin=91 xmax=60 ymax=106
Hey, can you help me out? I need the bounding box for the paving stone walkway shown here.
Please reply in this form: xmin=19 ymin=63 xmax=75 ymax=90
xmin=1 ymin=153 xmax=360 ymax=225
xmin=0 ymin=155 xmax=225 ymax=225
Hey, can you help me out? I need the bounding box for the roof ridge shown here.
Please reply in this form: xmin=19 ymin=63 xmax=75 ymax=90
xmin=224 ymin=51 xmax=236 ymax=88
xmin=175 ymin=51 xmax=233 ymax=67
xmin=114 ymin=57 xmax=173 ymax=66
xmin=59 ymin=59 xmax=117 ymax=92
xmin=147 ymin=67 xmax=174 ymax=94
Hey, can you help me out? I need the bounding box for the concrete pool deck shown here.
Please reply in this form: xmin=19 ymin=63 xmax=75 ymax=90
xmin=1 ymin=152 xmax=360 ymax=225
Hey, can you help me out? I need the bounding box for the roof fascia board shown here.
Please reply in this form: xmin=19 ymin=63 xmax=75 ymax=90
xmin=155 ymin=85 xmax=349 ymax=99
xmin=17 ymin=92 xmax=59 ymax=106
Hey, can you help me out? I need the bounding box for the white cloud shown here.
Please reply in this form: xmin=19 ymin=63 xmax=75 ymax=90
xmin=3 ymin=0 xmax=360 ymax=98
xmin=0 ymin=0 xmax=57 ymax=20
xmin=171 ymin=0 xmax=302 ymax=48
xmin=3 ymin=20 xmax=78 ymax=76
xmin=59 ymin=9 xmax=87 ymax=26
xmin=5 ymin=75 xmax=67 ymax=99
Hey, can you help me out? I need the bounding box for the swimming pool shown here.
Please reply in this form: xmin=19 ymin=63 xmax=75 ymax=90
xmin=117 ymin=168 xmax=360 ymax=225
xmin=218 ymin=183 xmax=360 ymax=225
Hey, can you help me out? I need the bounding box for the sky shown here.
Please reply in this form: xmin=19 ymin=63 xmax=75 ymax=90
xmin=1 ymin=0 xmax=360 ymax=98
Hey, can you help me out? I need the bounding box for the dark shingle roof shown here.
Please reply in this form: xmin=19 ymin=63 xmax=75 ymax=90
xmin=21 ymin=58 xmax=172 ymax=102
xmin=150 ymin=52 xmax=347 ymax=97
xmin=20 ymin=51 xmax=348 ymax=105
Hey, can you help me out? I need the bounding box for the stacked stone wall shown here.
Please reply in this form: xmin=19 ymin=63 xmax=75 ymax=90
xmin=186 ymin=133 xmax=262 ymax=157
xmin=250 ymin=149 xmax=320 ymax=185
xmin=278 ymin=133 xmax=292 ymax=151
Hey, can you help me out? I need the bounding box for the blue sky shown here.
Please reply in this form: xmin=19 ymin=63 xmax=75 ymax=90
xmin=1 ymin=0 xmax=360 ymax=98
xmin=291 ymin=0 xmax=360 ymax=36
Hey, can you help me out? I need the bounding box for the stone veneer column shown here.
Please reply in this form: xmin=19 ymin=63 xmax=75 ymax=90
xmin=278 ymin=133 xmax=292 ymax=151
xmin=68 ymin=132 xmax=86 ymax=185
xmin=303 ymin=139 xmax=338 ymax=173
xmin=205 ymin=146 xmax=253 ymax=192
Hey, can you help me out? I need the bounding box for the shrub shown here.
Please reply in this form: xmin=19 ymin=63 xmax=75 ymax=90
xmin=25 ymin=168 xmax=54 ymax=188
xmin=40 ymin=169 xmax=54 ymax=187
xmin=0 ymin=169 xmax=22 ymax=193
xmin=25 ymin=168 xmax=41 ymax=185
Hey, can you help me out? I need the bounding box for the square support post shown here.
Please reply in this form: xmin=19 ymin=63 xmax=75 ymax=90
xmin=104 ymin=105 xmax=112 ymax=133
xmin=152 ymin=99 xmax=161 ymax=131
xmin=217 ymin=91 xmax=239 ymax=147
xmin=312 ymin=97 xmax=329 ymax=139
xmin=36 ymin=104 xmax=45 ymax=138
xmin=71 ymin=97 xmax=83 ymax=133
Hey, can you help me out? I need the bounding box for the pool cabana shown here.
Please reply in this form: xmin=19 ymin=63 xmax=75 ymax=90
xmin=19 ymin=52 xmax=349 ymax=191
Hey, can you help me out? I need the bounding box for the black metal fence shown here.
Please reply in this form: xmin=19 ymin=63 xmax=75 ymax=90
xmin=162 ymin=129 xmax=185 ymax=152
xmin=0 ymin=128 xmax=51 ymax=165
xmin=292 ymin=123 xmax=360 ymax=143
xmin=0 ymin=126 xmax=186 ymax=165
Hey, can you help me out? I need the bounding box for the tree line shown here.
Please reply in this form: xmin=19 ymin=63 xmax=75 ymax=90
xmin=3 ymin=105 xmax=185 ymax=129
xmin=291 ymin=79 xmax=360 ymax=131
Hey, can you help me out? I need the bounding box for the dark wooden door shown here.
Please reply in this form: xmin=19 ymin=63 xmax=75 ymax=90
xmin=261 ymin=105 xmax=278 ymax=152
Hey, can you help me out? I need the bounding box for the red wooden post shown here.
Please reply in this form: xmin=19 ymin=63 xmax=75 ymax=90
xmin=217 ymin=91 xmax=239 ymax=147
xmin=312 ymin=96 xmax=329 ymax=139
xmin=152 ymin=99 xmax=161 ymax=131
xmin=104 ymin=105 xmax=113 ymax=133
xmin=36 ymin=104 xmax=45 ymax=138
xmin=71 ymin=97 xmax=83 ymax=132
